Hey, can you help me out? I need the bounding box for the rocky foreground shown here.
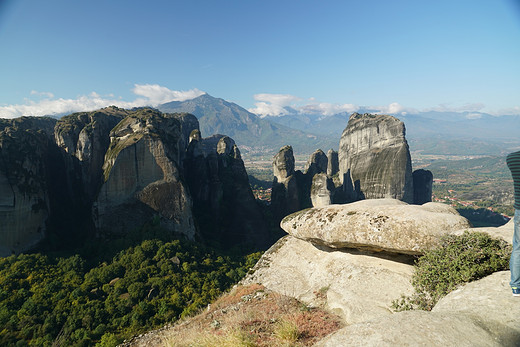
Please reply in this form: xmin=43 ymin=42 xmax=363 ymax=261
xmin=129 ymin=200 xmax=518 ymax=346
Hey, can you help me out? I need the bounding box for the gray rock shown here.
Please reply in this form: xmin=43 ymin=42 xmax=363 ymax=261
xmin=310 ymin=173 xmax=334 ymax=207
xmin=318 ymin=271 xmax=520 ymax=347
xmin=242 ymin=235 xmax=414 ymax=324
xmin=327 ymin=149 xmax=339 ymax=177
xmin=281 ymin=199 xmax=471 ymax=255
xmin=413 ymin=169 xmax=433 ymax=204
xmin=95 ymin=109 xmax=195 ymax=238
xmin=271 ymin=146 xmax=302 ymax=221
xmin=338 ymin=113 xmax=413 ymax=203
xmin=304 ymin=149 xmax=328 ymax=177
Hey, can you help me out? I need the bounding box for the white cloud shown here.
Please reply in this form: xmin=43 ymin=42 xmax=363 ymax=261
xmin=466 ymin=113 xmax=483 ymax=119
xmin=132 ymin=84 xmax=205 ymax=105
xmin=0 ymin=85 xmax=205 ymax=119
xmin=373 ymin=102 xmax=409 ymax=115
xmin=299 ymin=103 xmax=359 ymax=116
xmin=248 ymin=93 xmax=359 ymax=117
xmin=425 ymin=103 xmax=486 ymax=113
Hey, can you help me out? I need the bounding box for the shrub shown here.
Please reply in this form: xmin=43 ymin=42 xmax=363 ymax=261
xmin=393 ymin=231 xmax=511 ymax=311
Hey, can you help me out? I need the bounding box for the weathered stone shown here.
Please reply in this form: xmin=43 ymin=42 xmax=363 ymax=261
xmin=273 ymin=145 xmax=295 ymax=180
xmin=433 ymin=271 xmax=520 ymax=339
xmin=310 ymin=173 xmax=334 ymax=207
xmin=413 ymin=168 xmax=433 ymax=204
xmin=318 ymin=271 xmax=520 ymax=346
xmin=327 ymin=149 xmax=339 ymax=177
xmin=0 ymin=117 xmax=57 ymax=255
xmin=281 ymin=199 xmax=471 ymax=255
xmin=242 ymin=235 xmax=414 ymax=323
xmin=454 ymin=218 xmax=514 ymax=244
xmin=304 ymin=149 xmax=328 ymax=177
xmin=271 ymin=146 xmax=302 ymax=221
xmin=184 ymin=134 xmax=269 ymax=248
xmin=95 ymin=109 xmax=195 ymax=238
xmin=316 ymin=310 xmax=509 ymax=347
xmin=338 ymin=113 xmax=413 ymax=203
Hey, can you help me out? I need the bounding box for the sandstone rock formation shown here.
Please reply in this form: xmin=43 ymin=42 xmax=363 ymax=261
xmin=326 ymin=149 xmax=339 ymax=177
xmin=281 ymin=199 xmax=472 ymax=255
xmin=310 ymin=173 xmax=335 ymax=207
xmin=242 ymin=235 xmax=414 ymax=323
xmin=317 ymin=271 xmax=520 ymax=346
xmin=338 ymin=113 xmax=414 ymax=203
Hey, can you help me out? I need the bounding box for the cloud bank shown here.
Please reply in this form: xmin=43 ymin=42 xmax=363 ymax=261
xmin=0 ymin=84 xmax=205 ymax=119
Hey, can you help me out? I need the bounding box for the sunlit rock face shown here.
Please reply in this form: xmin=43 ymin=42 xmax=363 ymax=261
xmin=94 ymin=109 xmax=197 ymax=239
xmin=338 ymin=113 xmax=414 ymax=203
xmin=54 ymin=107 xmax=128 ymax=202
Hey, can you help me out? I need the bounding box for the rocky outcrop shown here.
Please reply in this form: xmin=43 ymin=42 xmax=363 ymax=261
xmin=94 ymin=109 xmax=197 ymax=238
xmin=271 ymin=146 xmax=302 ymax=221
xmin=310 ymin=173 xmax=335 ymax=207
xmin=317 ymin=271 xmax=520 ymax=346
xmin=0 ymin=117 xmax=57 ymax=256
xmin=184 ymin=134 xmax=269 ymax=248
xmin=413 ymin=168 xmax=433 ymax=204
xmin=281 ymin=199 xmax=472 ymax=255
xmin=327 ymin=149 xmax=339 ymax=177
xmin=242 ymin=235 xmax=414 ymax=323
xmin=54 ymin=107 xmax=129 ymax=201
xmin=338 ymin=113 xmax=414 ymax=203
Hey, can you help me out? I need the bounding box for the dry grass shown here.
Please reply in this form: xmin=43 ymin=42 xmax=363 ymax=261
xmin=130 ymin=284 xmax=343 ymax=347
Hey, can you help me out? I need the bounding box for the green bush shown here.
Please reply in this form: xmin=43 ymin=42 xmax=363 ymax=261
xmin=393 ymin=231 xmax=511 ymax=311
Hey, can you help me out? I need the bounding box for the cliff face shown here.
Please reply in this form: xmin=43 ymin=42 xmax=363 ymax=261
xmin=339 ymin=113 xmax=414 ymax=203
xmin=94 ymin=109 xmax=197 ymax=238
xmin=0 ymin=108 xmax=269 ymax=254
xmin=185 ymin=134 xmax=269 ymax=248
xmin=0 ymin=117 xmax=57 ymax=256
xmin=54 ymin=106 xmax=129 ymax=201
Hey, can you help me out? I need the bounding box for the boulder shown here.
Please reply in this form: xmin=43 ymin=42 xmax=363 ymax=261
xmin=318 ymin=271 xmax=520 ymax=347
xmin=242 ymin=235 xmax=414 ymax=324
xmin=338 ymin=113 xmax=413 ymax=203
xmin=281 ymin=199 xmax=471 ymax=255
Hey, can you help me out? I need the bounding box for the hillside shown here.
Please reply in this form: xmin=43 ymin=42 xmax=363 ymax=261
xmin=158 ymin=94 xmax=337 ymax=158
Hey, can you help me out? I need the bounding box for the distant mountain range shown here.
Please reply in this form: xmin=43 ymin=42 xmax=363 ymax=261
xmin=160 ymin=94 xmax=520 ymax=158
xmin=158 ymin=94 xmax=337 ymax=157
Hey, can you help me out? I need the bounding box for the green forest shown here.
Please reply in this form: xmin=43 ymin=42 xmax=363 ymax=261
xmin=0 ymin=223 xmax=261 ymax=346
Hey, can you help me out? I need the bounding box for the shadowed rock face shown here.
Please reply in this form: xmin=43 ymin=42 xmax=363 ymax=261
xmin=338 ymin=113 xmax=414 ymax=203
xmin=0 ymin=107 xmax=269 ymax=254
xmin=0 ymin=117 xmax=57 ymax=256
xmin=413 ymin=169 xmax=433 ymax=205
xmin=184 ymin=135 xmax=269 ymax=248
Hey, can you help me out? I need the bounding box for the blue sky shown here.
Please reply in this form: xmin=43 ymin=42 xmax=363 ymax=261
xmin=1 ymin=0 xmax=519 ymax=118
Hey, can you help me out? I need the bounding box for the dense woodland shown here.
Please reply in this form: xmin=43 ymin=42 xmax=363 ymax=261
xmin=0 ymin=222 xmax=261 ymax=346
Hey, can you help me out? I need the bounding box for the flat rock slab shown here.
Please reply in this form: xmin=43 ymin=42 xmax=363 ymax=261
xmin=318 ymin=271 xmax=520 ymax=347
xmin=281 ymin=199 xmax=471 ymax=255
xmin=242 ymin=235 xmax=414 ymax=324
